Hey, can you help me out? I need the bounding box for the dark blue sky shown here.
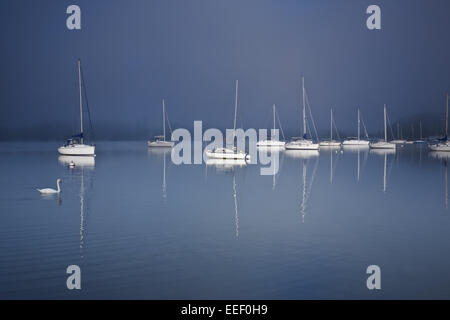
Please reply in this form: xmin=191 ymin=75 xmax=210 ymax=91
xmin=1 ymin=0 xmax=450 ymax=140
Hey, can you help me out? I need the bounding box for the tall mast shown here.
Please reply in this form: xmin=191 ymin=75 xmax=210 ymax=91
xmin=384 ymin=104 xmax=387 ymax=142
xmin=78 ymin=60 xmax=83 ymax=144
xmin=273 ymin=104 xmax=276 ymax=132
xmin=162 ymin=99 xmax=166 ymax=142
xmin=446 ymin=92 xmax=449 ymax=137
xmin=419 ymin=121 xmax=423 ymax=140
xmin=302 ymin=77 xmax=306 ymax=137
xmin=233 ymin=80 xmax=238 ymax=132
xmin=397 ymin=123 xmax=400 ymax=139
xmin=357 ymin=108 xmax=360 ymax=141
xmin=330 ymin=108 xmax=333 ymax=141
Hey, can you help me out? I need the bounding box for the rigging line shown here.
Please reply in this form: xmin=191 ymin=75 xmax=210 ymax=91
xmin=361 ymin=149 xmax=369 ymax=175
xmin=164 ymin=107 xmax=173 ymax=136
xmin=360 ymin=112 xmax=369 ymax=139
xmin=275 ymin=109 xmax=286 ymax=140
xmin=332 ymin=116 xmax=342 ymax=141
xmin=80 ymin=64 xmax=95 ymax=143
xmin=305 ymin=92 xmax=319 ymax=142
xmin=386 ymin=113 xmax=395 ymax=140
xmin=305 ymin=156 xmax=319 ymax=204
xmin=387 ymin=153 xmax=395 ymax=180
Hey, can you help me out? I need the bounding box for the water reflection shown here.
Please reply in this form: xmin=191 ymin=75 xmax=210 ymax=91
xmin=148 ymin=148 xmax=170 ymax=202
xmin=342 ymin=145 xmax=369 ymax=181
xmin=288 ymin=152 xmax=319 ymax=223
xmin=58 ymin=155 xmax=95 ymax=168
xmin=429 ymin=151 xmax=450 ymax=209
xmin=205 ymin=158 xmax=247 ymax=170
xmin=370 ymin=149 xmax=395 ymax=193
xmin=257 ymin=147 xmax=284 ymax=190
xmin=321 ymin=147 xmax=341 ymax=184
xmin=60 ymin=157 xmax=95 ymax=258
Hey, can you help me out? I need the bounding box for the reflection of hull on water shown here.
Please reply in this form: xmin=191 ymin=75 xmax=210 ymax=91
xmin=206 ymin=158 xmax=247 ymax=168
xmin=284 ymin=150 xmax=319 ymax=159
xmin=369 ymin=149 xmax=396 ymax=156
xmin=429 ymin=151 xmax=450 ymax=160
xmin=58 ymin=155 xmax=95 ymax=167
xmin=342 ymin=145 xmax=369 ymax=152
xmin=147 ymin=147 xmax=171 ymax=156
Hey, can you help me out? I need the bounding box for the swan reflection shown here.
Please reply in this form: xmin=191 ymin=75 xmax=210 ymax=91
xmin=58 ymin=155 xmax=95 ymax=168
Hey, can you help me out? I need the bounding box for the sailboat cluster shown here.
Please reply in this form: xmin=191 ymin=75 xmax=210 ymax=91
xmin=57 ymin=60 xmax=450 ymax=161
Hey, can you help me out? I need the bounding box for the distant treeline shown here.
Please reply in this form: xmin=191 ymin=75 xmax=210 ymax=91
xmin=0 ymin=112 xmax=446 ymax=141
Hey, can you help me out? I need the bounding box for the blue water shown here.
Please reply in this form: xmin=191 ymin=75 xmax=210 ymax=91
xmin=1 ymin=141 xmax=450 ymax=299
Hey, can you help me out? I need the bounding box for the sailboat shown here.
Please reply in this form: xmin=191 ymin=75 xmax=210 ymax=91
xmin=285 ymin=77 xmax=319 ymax=150
xmin=148 ymin=99 xmax=175 ymax=148
xmin=256 ymin=104 xmax=285 ymax=147
xmin=369 ymin=104 xmax=396 ymax=149
xmin=58 ymin=60 xmax=95 ymax=156
xmin=415 ymin=121 xmax=426 ymax=144
xmin=319 ymin=108 xmax=341 ymax=147
xmin=429 ymin=93 xmax=450 ymax=151
xmin=205 ymin=80 xmax=250 ymax=161
xmin=342 ymin=108 xmax=370 ymax=146
xmin=391 ymin=122 xmax=406 ymax=144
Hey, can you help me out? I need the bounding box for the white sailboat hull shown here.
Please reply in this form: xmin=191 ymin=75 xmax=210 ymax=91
xmin=256 ymin=140 xmax=286 ymax=147
xmin=58 ymin=144 xmax=95 ymax=156
xmin=391 ymin=139 xmax=407 ymax=144
xmin=429 ymin=143 xmax=450 ymax=152
xmin=205 ymin=148 xmax=250 ymax=161
xmin=285 ymin=140 xmax=319 ymax=150
xmin=319 ymin=140 xmax=341 ymax=147
xmin=147 ymin=140 xmax=175 ymax=148
xmin=369 ymin=141 xmax=396 ymax=149
xmin=342 ymin=139 xmax=370 ymax=146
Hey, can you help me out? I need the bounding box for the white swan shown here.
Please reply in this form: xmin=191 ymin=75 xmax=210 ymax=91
xmin=37 ymin=178 xmax=62 ymax=194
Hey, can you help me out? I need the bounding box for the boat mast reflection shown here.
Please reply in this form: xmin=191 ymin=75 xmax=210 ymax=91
xmin=370 ymin=149 xmax=395 ymax=193
xmin=59 ymin=156 xmax=95 ymax=259
xmin=147 ymin=148 xmax=171 ymax=202
xmin=429 ymin=151 xmax=450 ymax=209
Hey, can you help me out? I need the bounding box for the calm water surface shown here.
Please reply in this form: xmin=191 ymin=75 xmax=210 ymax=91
xmin=1 ymin=141 xmax=450 ymax=299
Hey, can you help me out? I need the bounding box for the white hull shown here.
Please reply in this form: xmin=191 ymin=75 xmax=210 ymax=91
xmin=342 ymin=139 xmax=370 ymax=146
xmin=285 ymin=140 xmax=319 ymax=150
xmin=391 ymin=139 xmax=406 ymax=144
xmin=147 ymin=140 xmax=175 ymax=148
xmin=256 ymin=140 xmax=285 ymax=147
xmin=205 ymin=148 xmax=250 ymax=161
xmin=319 ymin=140 xmax=341 ymax=147
xmin=58 ymin=144 xmax=95 ymax=156
xmin=206 ymin=158 xmax=247 ymax=167
xmin=429 ymin=143 xmax=450 ymax=152
xmin=369 ymin=141 xmax=396 ymax=149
